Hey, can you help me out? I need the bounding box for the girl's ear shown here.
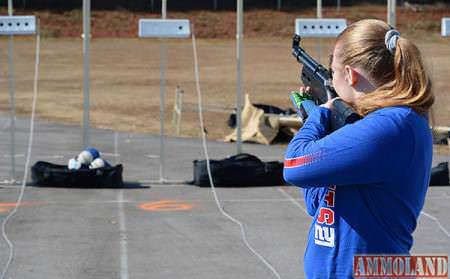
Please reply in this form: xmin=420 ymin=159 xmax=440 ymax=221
xmin=344 ymin=65 xmax=358 ymax=86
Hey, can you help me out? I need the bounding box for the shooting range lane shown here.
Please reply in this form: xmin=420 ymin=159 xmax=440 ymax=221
xmin=0 ymin=116 xmax=448 ymax=278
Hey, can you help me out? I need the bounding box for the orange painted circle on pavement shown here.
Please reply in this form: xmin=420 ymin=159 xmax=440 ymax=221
xmin=0 ymin=208 xmax=9 ymax=213
xmin=139 ymin=200 xmax=193 ymax=212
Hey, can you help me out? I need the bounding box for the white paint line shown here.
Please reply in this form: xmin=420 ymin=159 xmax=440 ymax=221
xmin=2 ymin=154 xmax=63 ymax=159
xmin=0 ymin=198 xmax=305 ymax=204
xmin=102 ymin=152 xmax=120 ymax=158
xmin=145 ymin=154 xmax=160 ymax=159
xmin=0 ymin=180 xmax=22 ymax=185
xmin=137 ymin=179 xmax=186 ymax=185
xmin=35 ymin=154 xmax=64 ymax=159
xmin=2 ymin=154 xmax=25 ymax=158
xmin=426 ymin=196 xmax=450 ymax=200
xmin=118 ymin=189 xmax=129 ymax=279
xmin=277 ymin=187 xmax=308 ymax=215
xmin=420 ymin=210 xmax=450 ymax=239
xmin=138 ymin=183 xmax=186 ymax=187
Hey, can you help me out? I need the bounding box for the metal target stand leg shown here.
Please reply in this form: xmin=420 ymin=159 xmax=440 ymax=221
xmin=82 ymin=0 xmax=91 ymax=149
xmin=0 ymin=15 xmax=39 ymax=185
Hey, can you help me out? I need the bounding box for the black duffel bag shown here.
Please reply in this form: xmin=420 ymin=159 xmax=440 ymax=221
xmin=31 ymin=161 xmax=124 ymax=188
xmin=191 ymin=153 xmax=285 ymax=187
xmin=430 ymin=162 xmax=450 ymax=186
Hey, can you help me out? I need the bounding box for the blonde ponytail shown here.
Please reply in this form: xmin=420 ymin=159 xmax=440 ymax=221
xmin=335 ymin=19 xmax=434 ymax=116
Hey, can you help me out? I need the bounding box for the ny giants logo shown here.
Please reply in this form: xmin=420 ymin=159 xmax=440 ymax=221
xmin=314 ymin=185 xmax=336 ymax=247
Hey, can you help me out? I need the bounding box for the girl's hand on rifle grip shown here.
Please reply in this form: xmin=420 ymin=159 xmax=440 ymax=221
xmin=299 ymin=86 xmax=311 ymax=94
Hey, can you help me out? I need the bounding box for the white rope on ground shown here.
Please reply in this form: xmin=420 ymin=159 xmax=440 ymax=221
xmin=420 ymin=210 xmax=450 ymax=239
xmin=0 ymin=22 xmax=40 ymax=279
xmin=191 ymin=28 xmax=282 ymax=279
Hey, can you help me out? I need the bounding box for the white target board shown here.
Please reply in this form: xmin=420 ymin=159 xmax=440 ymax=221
xmin=139 ymin=19 xmax=190 ymax=38
xmin=442 ymin=17 xmax=450 ymax=37
xmin=0 ymin=16 xmax=37 ymax=35
xmin=295 ymin=18 xmax=347 ymax=38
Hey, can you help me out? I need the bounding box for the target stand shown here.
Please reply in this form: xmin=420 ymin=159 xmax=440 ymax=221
xmin=138 ymin=19 xmax=191 ymax=184
xmin=0 ymin=15 xmax=38 ymax=185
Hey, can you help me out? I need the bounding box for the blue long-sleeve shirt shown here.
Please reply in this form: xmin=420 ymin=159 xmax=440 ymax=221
xmin=283 ymin=106 xmax=432 ymax=279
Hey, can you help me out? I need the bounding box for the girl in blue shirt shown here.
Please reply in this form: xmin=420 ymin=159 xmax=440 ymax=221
xmin=284 ymin=19 xmax=434 ymax=278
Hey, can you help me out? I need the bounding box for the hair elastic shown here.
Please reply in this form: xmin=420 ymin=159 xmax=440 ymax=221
xmin=385 ymin=29 xmax=400 ymax=54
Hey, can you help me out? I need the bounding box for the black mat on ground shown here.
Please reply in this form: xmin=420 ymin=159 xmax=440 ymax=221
xmin=190 ymin=153 xmax=285 ymax=187
xmin=30 ymin=161 xmax=129 ymax=188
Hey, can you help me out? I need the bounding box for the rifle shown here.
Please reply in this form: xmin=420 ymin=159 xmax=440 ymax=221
xmin=291 ymin=34 xmax=361 ymax=131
